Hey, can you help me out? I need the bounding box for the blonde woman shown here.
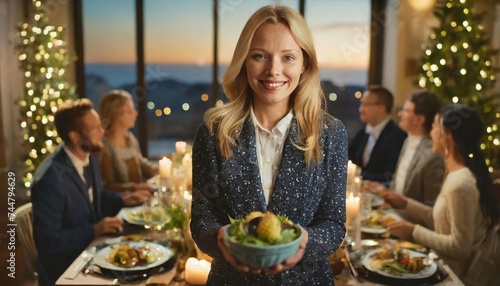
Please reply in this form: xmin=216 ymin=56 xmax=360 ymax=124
xmin=190 ymin=5 xmax=347 ymax=285
xmin=98 ymin=90 xmax=157 ymax=192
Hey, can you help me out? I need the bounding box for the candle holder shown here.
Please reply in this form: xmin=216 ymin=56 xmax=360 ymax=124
xmin=347 ymin=175 xmax=362 ymax=197
xmin=345 ymin=192 xmax=361 ymax=250
xmin=346 ymin=216 xmax=362 ymax=250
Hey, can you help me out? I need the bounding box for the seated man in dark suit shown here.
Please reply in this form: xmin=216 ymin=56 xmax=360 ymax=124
xmin=31 ymin=99 xmax=152 ymax=286
xmin=348 ymin=85 xmax=407 ymax=182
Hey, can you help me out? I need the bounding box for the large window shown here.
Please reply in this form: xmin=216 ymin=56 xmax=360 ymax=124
xmin=83 ymin=0 xmax=136 ymax=107
xmin=306 ymin=0 xmax=370 ymax=137
xmin=81 ymin=0 xmax=370 ymax=157
xmin=144 ymin=0 xmax=213 ymax=156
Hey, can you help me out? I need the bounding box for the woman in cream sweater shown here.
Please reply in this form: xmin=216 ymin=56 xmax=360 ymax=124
xmin=379 ymin=104 xmax=499 ymax=286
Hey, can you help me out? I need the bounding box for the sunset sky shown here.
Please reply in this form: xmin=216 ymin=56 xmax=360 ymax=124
xmin=83 ymin=0 xmax=370 ymax=69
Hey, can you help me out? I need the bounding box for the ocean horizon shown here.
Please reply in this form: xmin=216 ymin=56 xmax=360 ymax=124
xmin=85 ymin=63 xmax=367 ymax=88
xmin=85 ymin=63 xmax=366 ymax=157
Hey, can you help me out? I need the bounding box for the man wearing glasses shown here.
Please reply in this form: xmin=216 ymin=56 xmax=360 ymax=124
xmin=348 ymin=85 xmax=407 ymax=183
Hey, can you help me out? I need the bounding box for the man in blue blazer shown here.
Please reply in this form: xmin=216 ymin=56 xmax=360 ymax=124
xmin=31 ymin=99 xmax=151 ymax=286
xmin=348 ymin=86 xmax=407 ymax=182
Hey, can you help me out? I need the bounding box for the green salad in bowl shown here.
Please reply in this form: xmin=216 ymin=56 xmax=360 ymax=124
xmin=223 ymin=211 xmax=303 ymax=268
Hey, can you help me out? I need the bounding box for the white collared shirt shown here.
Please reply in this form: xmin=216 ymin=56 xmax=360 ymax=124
xmin=362 ymin=116 xmax=391 ymax=166
xmin=393 ymin=134 xmax=423 ymax=194
xmin=63 ymin=144 xmax=93 ymax=202
xmin=250 ymin=109 xmax=293 ymax=205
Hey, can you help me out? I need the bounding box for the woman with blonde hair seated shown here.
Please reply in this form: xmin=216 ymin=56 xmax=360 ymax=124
xmin=380 ymin=104 xmax=500 ymax=286
xmin=98 ymin=89 xmax=158 ymax=192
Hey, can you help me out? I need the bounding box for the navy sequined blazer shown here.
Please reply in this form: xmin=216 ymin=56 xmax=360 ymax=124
xmin=190 ymin=113 xmax=347 ymax=286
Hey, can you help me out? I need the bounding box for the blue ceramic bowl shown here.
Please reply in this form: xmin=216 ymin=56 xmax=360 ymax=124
xmin=223 ymin=226 xmax=303 ymax=269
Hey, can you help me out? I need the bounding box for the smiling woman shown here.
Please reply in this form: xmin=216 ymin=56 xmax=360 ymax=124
xmin=190 ymin=5 xmax=348 ymax=286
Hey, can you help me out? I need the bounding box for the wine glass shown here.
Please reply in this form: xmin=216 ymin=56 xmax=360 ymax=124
xmin=142 ymin=197 xmax=171 ymax=241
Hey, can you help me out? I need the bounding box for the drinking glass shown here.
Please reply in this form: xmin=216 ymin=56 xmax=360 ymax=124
xmin=360 ymin=192 xmax=372 ymax=221
xmin=142 ymin=197 xmax=171 ymax=241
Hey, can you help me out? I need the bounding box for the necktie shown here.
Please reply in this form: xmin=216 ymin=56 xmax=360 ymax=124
xmin=83 ymin=165 xmax=94 ymax=202
xmin=362 ymin=131 xmax=375 ymax=167
xmin=83 ymin=165 xmax=93 ymax=189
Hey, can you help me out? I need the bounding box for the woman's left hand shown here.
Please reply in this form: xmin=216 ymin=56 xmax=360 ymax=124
xmin=387 ymin=220 xmax=415 ymax=240
xmin=263 ymin=226 xmax=308 ymax=275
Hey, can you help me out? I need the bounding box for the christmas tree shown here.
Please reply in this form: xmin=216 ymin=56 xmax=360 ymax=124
xmin=418 ymin=0 xmax=500 ymax=171
xmin=16 ymin=0 xmax=77 ymax=188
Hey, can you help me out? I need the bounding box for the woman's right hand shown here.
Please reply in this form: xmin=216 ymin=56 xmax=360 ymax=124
xmin=378 ymin=190 xmax=408 ymax=209
xmin=217 ymin=225 xmax=262 ymax=274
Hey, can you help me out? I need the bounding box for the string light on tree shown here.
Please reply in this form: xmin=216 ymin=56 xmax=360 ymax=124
xmin=16 ymin=0 xmax=77 ymax=188
xmin=417 ymin=0 xmax=499 ymax=170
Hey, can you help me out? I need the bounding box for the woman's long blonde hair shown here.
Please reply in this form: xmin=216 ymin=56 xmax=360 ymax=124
xmin=205 ymin=5 xmax=325 ymax=165
xmin=98 ymin=89 xmax=133 ymax=135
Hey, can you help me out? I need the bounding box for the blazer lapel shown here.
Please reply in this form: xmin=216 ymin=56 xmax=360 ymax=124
xmin=223 ymin=118 xmax=267 ymax=212
xmin=89 ymin=156 xmax=102 ymax=220
xmin=268 ymin=118 xmax=315 ymax=214
xmin=403 ymin=137 xmax=431 ymax=193
xmin=357 ymin=132 xmax=369 ymax=164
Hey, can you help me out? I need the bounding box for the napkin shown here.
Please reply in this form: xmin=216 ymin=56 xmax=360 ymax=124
xmin=145 ymin=267 xmax=176 ymax=286
xmin=62 ymin=248 xmax=95 ymax=279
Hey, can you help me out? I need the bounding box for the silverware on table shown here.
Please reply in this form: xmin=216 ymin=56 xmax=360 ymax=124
xmin=62 ymin=246 xmax=96 ymax=279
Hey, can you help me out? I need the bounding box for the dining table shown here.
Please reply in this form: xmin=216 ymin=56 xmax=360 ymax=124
xmin=56 ymin=205 xmax=465 ymax=286
xmin=55 ymin=203 xmax=193 ymax=286
xmin=335 ymin=198 xmax=465 ymax=286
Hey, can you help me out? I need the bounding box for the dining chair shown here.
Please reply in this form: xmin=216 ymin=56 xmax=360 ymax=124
xmin=14 ymin=202 xmax=38 ymax=279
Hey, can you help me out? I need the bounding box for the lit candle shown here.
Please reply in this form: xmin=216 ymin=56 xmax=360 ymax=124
xmin=185 ymin=258 xmax=211 ymax=285
xmin=175 ymin=141 xmax=187 ymax=154
xmin=346 ymin=192 xmax=360 ymax=226
xmin=159 ymin=157 xmax=172 ymax=178
xmin=347 ymin=160 xmax=357 ymax=180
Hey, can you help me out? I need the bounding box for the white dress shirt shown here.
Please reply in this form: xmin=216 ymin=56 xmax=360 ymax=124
xmin=393 ymin=134 xmax=423 ymax=194
xmin=362 ymin=116 xmax=391 ymax=167
xmin=63 ymin=144 xmax=93 ymax=202
xmin=251 ymin=109 xmax=293 ymax=205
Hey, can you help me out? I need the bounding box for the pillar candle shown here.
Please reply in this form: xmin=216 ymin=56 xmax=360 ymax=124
xmin=347 ymin=160 xmax=357 ymax=185
xmin=346 ymin=192 xmax=360 ymax=226
xmin=185 ymin=258 xmax=211 ymax=285
xmin=175 ymin=141 xmax=187 ymax=154
xmin=159 ymin=157 xmax=172 ymax=178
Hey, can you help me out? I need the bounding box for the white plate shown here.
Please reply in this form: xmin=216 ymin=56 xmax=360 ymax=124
xmin=118 ymin=206 xmax=146 ymax=225
xmin=93 ymin=241 xmax=174 ymax=271
xmin=362 ymin=248 xmax=437 ymax=279
xmin=361 ymin=211 xmax=401 ymax=234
